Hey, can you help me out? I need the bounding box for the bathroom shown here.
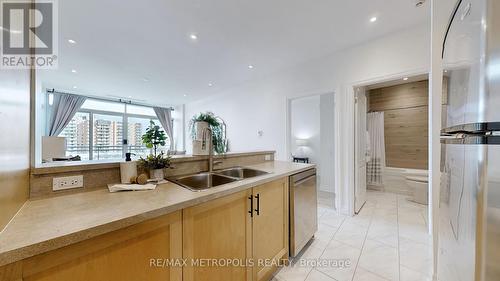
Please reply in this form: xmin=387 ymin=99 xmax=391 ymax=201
xmin=353 ymin=74 xmax=445 ymax=217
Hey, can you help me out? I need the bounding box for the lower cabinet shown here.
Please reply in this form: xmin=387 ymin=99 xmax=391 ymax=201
xmin=0 ymin=177 xmax=289 ymax=281
xmin=183 ymin=177 xmax=289 ymax=281
xmin=20 ymin=211 xmax=182 ymax=281
xmin=183 ymin=189 xmax=254 ymax=281
xmin=252 ymin=178 xmax=289 ymax=281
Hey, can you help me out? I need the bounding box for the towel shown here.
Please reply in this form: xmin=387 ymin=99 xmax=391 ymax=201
xmin=107 ymin=183 xmax=157 ymax=193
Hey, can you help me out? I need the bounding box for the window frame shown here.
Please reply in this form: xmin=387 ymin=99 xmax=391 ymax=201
xmin=53 ymin=97 xmax=172 ymax=161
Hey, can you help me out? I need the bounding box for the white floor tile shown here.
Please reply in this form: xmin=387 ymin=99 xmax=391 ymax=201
xmin=280 ymin=191 xmax=433 ymax=281
xmin=400 ymin=265 xmax=432 ymax=281
xmin=305 ymin=269 xmax=338 ymax=281
xmin=333 ymin=221 xmax=369 ymax=249
xmin=316 ymin=240 xmax=361 ymax=281
xmin=358 ymin=239 xmax=399 ymax=281
xmin=353 ymin=267 xmax=391 ymax=281
xmin=319 ymin=211 xmax=346 ymax=228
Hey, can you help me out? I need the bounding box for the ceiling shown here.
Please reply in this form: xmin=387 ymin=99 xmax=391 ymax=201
xmin=38 ymin=0 xmax=430 ymax=105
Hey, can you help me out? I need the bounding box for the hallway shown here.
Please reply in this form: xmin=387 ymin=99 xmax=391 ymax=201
xmin=274 ymin=191 xmax=432 ymax=281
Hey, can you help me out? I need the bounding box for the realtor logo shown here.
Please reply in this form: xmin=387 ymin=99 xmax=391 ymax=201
xmin=1 ymin=0 xmax=58 ymax=69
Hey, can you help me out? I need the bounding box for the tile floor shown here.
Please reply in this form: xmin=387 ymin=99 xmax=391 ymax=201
xmin=273 ymin=191 xmax=432 ymax=281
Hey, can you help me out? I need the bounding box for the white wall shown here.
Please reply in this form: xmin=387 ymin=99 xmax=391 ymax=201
xmin=319 ymin=93 xmax=335 ymax=193
xmin=185 ymin=24 xmax=431 ymax=213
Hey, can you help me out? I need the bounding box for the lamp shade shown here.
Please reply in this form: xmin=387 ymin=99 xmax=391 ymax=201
xmin=295 ymin=139 xmax=308 ymax=146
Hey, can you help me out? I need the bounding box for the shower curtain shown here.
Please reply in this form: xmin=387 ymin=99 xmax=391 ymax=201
xmin=367 ymin=112 xmax=386 ymax=186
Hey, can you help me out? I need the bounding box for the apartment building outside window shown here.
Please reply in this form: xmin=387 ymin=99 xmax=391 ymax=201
xmin=56 ymin=97 xmax=171 ymax=160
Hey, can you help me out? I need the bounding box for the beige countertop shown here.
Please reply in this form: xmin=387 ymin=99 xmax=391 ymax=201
xmin=0 ymin=161 xmax=314 ymax=266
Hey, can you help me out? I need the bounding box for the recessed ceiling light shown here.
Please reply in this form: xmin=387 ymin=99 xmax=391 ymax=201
xmin=128 ymin=96 xmax=132 ymax=98
xmin=370 ymin=17 xmax=378 ymax=23
xmin=68 ymin=39 xmax=77 ymax=44
xmin=72 ymin=86 xmax=77 ymax=89
xmin=403 ymin=77 xmax=409 ymax=81
xmin=208 ymin=82 xmax=214 ymax=87
xmin=189 ymin=34 xmax=198 ymax=40
xmin=71 ymin=69 xmax=77 ymax=73
xmin=141 ymin=78 xmax=149 ymax=82
xmin=248 ymin=65 xmax=254 ymax=69
xmin=183 ymin=94 xmax=187 ymax=97
xmin=444 ymin=70 xmax=448 ymax=73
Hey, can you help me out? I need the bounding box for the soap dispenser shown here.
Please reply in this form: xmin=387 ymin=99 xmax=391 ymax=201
xmin=120 ymin=153 xmax=137 ymax=184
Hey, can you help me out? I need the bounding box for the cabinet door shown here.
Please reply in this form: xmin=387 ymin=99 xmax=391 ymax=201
xmin=183 ymin=190 xmax=253 ymax=281
xmin=23 ymin=211 xmax=183 ymax=281
xmin=252 ymin=178 xmax=289 ymax=281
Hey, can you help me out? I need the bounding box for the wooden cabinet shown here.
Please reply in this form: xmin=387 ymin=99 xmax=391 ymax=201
xmin=18 ymin=211 xmax=182 ymax=281
xmin=0 ymin=177 xmax=290 ymax=281
xmin=182 ymin=177 xmax=289 ymax=281
xmin=183 ymin=189 xmax=253 ymax=281
xmin=252 ymin=178 xmax=289 ymax=281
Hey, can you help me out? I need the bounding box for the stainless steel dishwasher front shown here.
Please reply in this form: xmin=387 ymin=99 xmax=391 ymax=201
xmin=289 ymin=168 xmax=318 ymax=257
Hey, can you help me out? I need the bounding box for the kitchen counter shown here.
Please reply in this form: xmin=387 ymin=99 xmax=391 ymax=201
xmin=0 ymin=161 xmax=314 ymax=266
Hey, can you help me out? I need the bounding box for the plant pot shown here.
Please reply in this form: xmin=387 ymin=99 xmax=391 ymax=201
xmin=150 ymin=168 xmax=164 ymax=180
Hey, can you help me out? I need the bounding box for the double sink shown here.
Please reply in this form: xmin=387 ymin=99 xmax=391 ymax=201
xmin=167 ymin=167 xmax=270 ymax=192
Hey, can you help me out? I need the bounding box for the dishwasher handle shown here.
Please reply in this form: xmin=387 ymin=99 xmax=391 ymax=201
xmin=294 ymin=174 xmax=316 ymax=186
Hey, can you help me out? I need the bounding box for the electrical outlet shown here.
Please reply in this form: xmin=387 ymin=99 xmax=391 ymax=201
xmin=53 ymin=175 xmax=84 ymax=191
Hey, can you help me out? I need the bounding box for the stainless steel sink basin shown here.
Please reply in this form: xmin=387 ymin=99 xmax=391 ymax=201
xmin=168 ymin=172 xmax=239 ymax=192
xmin=215 ymin=167 xmax=269 ymax=179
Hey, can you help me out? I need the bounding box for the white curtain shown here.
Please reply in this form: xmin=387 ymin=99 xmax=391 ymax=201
xmin=153 ymin=107 xmax=174 ymax=150
xmin=47 ymin=93 xmax=87 ymax=136
xmin=367 ymin=112 xmax=385 ymax=186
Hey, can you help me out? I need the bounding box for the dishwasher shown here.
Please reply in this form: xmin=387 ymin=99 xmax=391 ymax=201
xmin=289 ymin=168 xmax=318 ymax=257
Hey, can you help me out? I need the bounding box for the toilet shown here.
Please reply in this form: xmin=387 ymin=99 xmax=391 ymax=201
xmin=405 ymin=170 xmax=428 ymax=205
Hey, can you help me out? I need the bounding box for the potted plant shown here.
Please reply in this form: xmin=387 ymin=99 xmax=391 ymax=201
xmin=138 ymin=121 xmax=171 ymax=179
xmin=189 ymin=112 xmax=228 ymax=154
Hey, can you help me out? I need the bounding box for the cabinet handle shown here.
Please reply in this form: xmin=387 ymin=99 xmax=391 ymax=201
xmin=248 ymin=195 xmax=253 ymax=217
xmin=255 ymin=194 xmax=260 ymax=216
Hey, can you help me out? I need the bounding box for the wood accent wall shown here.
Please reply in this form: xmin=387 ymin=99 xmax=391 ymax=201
xmin=368 ymin=80 xmax=430 ymax=170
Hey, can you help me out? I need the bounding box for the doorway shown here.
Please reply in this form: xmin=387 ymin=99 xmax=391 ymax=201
xmin=353 ymin=74 xmax=431 ymax=216
xmin=287 ymin=92 xmax=335 ymax=208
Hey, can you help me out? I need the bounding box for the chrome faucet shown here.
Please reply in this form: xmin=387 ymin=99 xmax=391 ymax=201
xmin=201 ymin=127 xmax=218 ymax=173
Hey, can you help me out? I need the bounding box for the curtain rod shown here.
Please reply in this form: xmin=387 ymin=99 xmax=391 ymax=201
xmin=46 ymin=89 xmax=175 ymax=111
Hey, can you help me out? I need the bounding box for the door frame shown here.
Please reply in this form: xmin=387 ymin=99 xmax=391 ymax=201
xmin=345 ymin=68 xmax=430 ymax=218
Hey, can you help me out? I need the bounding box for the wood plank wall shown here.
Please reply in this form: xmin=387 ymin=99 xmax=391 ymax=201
xmin=368 ymin=80 xmax=430 ymax=170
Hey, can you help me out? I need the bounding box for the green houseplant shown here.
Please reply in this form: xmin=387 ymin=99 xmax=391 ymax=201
xmin=138 ymin=121 xmax=171 ymax=179
xmin=189 ymin=112 xmax=228 ymax=154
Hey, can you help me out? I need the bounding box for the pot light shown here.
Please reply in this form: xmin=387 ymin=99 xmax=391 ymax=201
xmin=248 ymin=65 xmax=254 ymax=69
xmin=403 ymin=77 xmax=409 ymax=81
xmin=189 ymin=34 xmax=198 ymax=40
xmin=208 ymin=82 xmax=214 ymax=87
xmin=68 ymin=39 xmax=77 ymax=44
xmin=71 ymin=69 xmax=77 ymax=73
xmin=370 ymin=17 xmax=377 ymax=23
xmin=141 ymin=77 xmax=150 ymax=82
xmin=72 ymin=86 xmax=77 ymax=89
xmin=183 ymin=94 xmax=187 ymax=97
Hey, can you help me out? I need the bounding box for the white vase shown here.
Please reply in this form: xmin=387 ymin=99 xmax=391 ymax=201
xmin=150 ymin=168 xmax=164 ymax=180
xmin=194 ymin=121 xmax=209 ymax=140
xmin=192 ymin=121 xmax=210 ymax=156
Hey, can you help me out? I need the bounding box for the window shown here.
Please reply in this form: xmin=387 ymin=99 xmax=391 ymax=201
xmin=58 ymin=112 xmax=90 ymax=160
xmin=53 ymin=96 xmax=173 ymax=161
xmin=92 ymin=114 xmax=123 ymax=160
